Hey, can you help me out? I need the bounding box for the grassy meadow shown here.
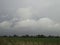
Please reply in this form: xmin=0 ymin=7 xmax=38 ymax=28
xmin=0 ymin=37 xmax=60 ymax=45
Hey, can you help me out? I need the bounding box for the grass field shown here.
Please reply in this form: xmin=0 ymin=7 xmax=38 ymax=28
xmin=0 ymin=37 xmax=60 ymax=45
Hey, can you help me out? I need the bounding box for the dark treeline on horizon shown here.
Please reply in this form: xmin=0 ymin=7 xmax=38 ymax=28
xmin=0 ymin=34 xmax=60 ymax=38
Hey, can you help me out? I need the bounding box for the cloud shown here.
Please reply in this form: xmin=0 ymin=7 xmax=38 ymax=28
xmin=14 ymin=18 xmax=60 ymax=28
xmin=11 ymin=17 xmax=60 ymax=36
xmin=0 ymin=5 xmax=53 ymax=28
xmin=0 ymin=0 xmax=60 ymax=36
xmin=0 ymin=21 xmax=12 ymax=29
xmin=17 ymin=7 xmax=32 ymax=20
xmin=14 ymin=19 xmax=36 ymax=28
xmin=0 ymin=17 xmax=59 ymax=36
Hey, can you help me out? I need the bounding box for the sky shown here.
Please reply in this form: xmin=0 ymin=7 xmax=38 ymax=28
xmin=0 ymin=0 xmax=60 ymax=36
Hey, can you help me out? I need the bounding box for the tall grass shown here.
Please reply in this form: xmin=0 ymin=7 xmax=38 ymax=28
xmin=0 ymin=37 xmax=60 ymax=45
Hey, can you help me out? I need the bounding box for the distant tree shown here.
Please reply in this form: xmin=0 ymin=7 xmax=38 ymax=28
xmin=30 ymin=35 xmax=34 ymax=38
xmin=13 ymin=34 xmax=18 ymax=37
xmin=55 ymin=36 xmax=60 ymax=38
xmin=40 ymin=35 xmax=46 ymax=38
xmin=48 ymin=35 xmax=55 ymax=38
xmin=21 ymin=34 xmax=29 ymax=38
xmin=9 ymin=35 xmax=13 ymax=37
xmin=36 ymin=35 xmax=46 ymax=38
xmin=25 ymin=35 xmax=29 ymax=37
xmin=3 ymin=35 xmax=8 ymax=37
xmin=48 ymin=35 xmax=52 ymax=38
xmin=36 ymin=35 xmax=41 ymax=38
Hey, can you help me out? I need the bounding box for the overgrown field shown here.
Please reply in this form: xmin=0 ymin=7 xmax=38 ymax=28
xmin=0 ymin=37 xmax=60 ymax=45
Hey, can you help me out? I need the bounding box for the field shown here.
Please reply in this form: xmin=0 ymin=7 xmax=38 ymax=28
xmin=0 ymin=37 xmax=60 ymax=45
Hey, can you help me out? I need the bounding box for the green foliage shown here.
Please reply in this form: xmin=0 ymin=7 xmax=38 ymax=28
xmin=0 ymin=37 xmax=60 ymax=45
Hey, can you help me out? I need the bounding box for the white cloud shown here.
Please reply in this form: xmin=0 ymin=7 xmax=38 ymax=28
xmin=37 ymin=18 xmax=54 ymax=28
xmin=14 ymin=19 xmax=36 ymax=28
xmin=0 ymin=18 xmax=59 ymax=36
xmin=0 ymin=21 xmax=12 ymax=29
xmin=0 ymin=17 xmax=59 ymax=30
xmin=14 ymin=18 xmax=60 ymax=29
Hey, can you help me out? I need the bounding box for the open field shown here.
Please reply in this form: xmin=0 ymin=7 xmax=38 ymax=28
xmin=0 ymin=37 xmax=60 ymax=45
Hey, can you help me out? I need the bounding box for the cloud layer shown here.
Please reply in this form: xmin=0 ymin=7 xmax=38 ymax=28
xmin=0 ymin=0 xmax=60 ymax=36
xmin=0 ymin=17 xmax=60 ymax=36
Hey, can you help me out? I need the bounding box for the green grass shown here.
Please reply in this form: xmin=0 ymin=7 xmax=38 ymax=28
xmin=0 ymin=37 xmax=60 ymax=45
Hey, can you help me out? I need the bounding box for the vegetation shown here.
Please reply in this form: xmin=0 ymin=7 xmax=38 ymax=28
xmin=0 ymin=35 xmax=60 ymax=45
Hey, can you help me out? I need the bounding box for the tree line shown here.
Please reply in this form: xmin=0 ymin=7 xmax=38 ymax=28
xmin=0 ymin=34 xmax=60 ymax=38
